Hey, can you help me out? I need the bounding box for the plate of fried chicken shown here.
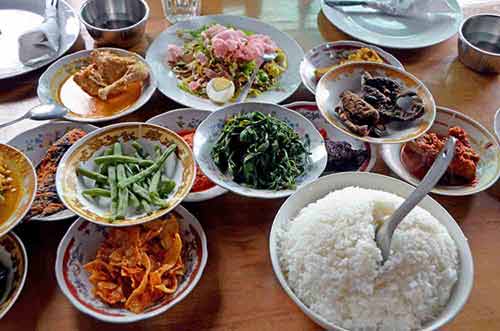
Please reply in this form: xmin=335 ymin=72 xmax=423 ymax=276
xmin=37 ymin=48 xmax=156 ymax=123
xmin=382 ymin=106 xmax=500 ymax=196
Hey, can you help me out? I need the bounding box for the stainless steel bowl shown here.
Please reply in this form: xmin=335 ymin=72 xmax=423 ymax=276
xmin=458 ymin=14 xmax=500 ymax=74
xmin=79 ymin=0 xmax=150 ymax=48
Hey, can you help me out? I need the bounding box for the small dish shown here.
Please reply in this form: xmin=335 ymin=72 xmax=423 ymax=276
xmin=7 ymin=121 xmax=98 ymax=222
xmin=55 ymin=122 xmax=196 ymax=226
xmin=269 ymin=172 xmax=473 ymax=331
xmin=55 ymin=205 xmax=207 ymax=323
xmin=0 ymin=144 xmax=36 ymax=237
xmin=193 ymin=102 xmax=328 ymax=199
xmin=146 ymin=14 xmax=304 ymax=111
xmin=381 ymin=106 xmax=500 ymax=196
xmin=37 ymin=48 xmax=157 ymax=123
xmin=300 ymin=41 xmax=404 ymax=94
xmin=285 ymin=101 xmax=376 ymax=174
xmin=0 ymin=232 xmax=28 ymax=320
xmin=79 ymin=0 xmax=150 ymax=48
xmin=147 ymin=108 xmax=228 ymax=202
xmin=316 ymin=61 xmax=436 ymax=144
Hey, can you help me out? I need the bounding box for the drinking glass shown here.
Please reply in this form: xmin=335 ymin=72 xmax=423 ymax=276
xmin=161 ymin=0 xmax=201 ymax=23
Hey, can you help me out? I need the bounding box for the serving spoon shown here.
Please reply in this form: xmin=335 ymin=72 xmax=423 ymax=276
xmin=376 ymin=136 xmax=457 ymax=263
xmin=235 ymin=52 xmax=278 ymax=103
xmin=0 ymin=103 xmax=68 ymax=130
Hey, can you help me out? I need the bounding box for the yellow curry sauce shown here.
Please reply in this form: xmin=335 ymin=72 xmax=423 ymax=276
xmin=57 ymin=74 xmax=143 ymax=118
xmin=0 ymin=160 xmax=22 ymax=224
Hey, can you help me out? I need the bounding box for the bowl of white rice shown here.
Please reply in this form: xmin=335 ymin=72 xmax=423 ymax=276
xmin=269 ymin=172 xmax=473 ymax=331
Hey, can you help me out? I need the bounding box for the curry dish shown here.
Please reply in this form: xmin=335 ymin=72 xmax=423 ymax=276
xmin=0 ymin=160 xmax=22 ymax=223
xmin=58 ymin=50 xmax=149 ymax=119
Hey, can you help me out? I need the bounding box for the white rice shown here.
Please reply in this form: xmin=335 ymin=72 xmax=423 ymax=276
xmin=278 ymin=187 xmax=459 ymax=331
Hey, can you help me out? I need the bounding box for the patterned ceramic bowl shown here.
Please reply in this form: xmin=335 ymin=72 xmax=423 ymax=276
xmin=55 ymin=122 xmax=196 ymax=226
xmin=316 ymin=62 xmax=436 ymax=144
xmin=55 ymin=206 xmax=207 ymax=323
xmin=0 ymin=233 xmax=28 ymax=320
xmin=147 ymin=108 xmax=228 ymax=202
xmin=381 ymin=106 xmax=500 ymax=196
xmin=7 ymin=122 xmax=98 ymax=222
xmin=37 ymin=47 xmax=157 ymax=123
xmin=0 ymin=144 xmax=36 ymax=237
xmin=193 ymin=102 xmax=328 ymax=199
xmin=285 ymin=101 xmax=376 ymax=174
xmin=300 ymin=41 xmax=404 ymax=95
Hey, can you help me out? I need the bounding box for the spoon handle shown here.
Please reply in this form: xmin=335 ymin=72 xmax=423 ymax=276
xmin=377 ymin=137 xmax=457 ymax=261
xmin=0 ymin=112 xmax=30 ymax=130
xmin=235 ymin=58 xmax=264 ymax=103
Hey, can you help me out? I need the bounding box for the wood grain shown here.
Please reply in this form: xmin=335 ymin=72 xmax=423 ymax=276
xmin=1 ymin=0 xmax=500 ymax=330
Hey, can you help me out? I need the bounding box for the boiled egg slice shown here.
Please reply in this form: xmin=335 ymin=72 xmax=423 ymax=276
xmin=206 ymin=77 xmax=235 ymax=104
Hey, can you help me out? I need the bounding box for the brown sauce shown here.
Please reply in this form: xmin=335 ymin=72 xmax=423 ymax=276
xmin=0 ymin=164 xmax=22 ymax=224
xmin=57 ymin=74 xmax=142 ymax=118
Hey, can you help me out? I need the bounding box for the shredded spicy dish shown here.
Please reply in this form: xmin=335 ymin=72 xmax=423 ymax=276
xmin=84 ymin=214 xmax=184 ymax=313
xmin=178 ymin=130 xmax=215 ymax=192
xmin=166 ymin=24 xmax=287 ymax=100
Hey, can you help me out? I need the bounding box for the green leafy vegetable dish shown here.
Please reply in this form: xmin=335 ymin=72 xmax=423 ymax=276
xmin=76 ymin=141 xmax=177 ymax=222
xmin=166 ymin=23 xmax=287 ymax=100
xmin=211 ymin=111 xmax=310 ymax=190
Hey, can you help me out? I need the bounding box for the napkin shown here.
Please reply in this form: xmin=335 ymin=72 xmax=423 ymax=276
xmin=18 ymin=2 xmax=60 ymax=66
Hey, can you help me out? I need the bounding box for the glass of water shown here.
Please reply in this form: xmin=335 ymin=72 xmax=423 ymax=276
xmin=162 ymin=0 xmax=201 ymax=23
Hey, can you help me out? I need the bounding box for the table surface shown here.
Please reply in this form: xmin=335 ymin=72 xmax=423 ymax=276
xmin=1 ymin=0 xmax=500 ymax=330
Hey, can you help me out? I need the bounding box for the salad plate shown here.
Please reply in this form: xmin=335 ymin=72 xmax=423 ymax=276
xmin=0 ymin=0 xmax=80 ymax=80
xmin=146 ymin=15 xmax=304 ymax=111
xmin=320 ymin=0 xmax=462 ymax=49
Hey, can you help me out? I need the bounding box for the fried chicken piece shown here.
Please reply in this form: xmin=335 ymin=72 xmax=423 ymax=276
xmin=27 ymin=129 xmax=87 ymax=218
xmin=73 ymin=50 xmax=149 ymax=100
xmin=336 ymin=90 xmax=380 ymax=137
xmin=405 ymin=126 xmax=480 ymax=183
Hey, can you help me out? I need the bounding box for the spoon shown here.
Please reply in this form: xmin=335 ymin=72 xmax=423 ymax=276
xmin=376 ymin=136 xmax=457 ymax=263
xmin=0 ymin=103 xmax=68 ymax=130
xmin=235 ymin=52 xmax=278 ymax=103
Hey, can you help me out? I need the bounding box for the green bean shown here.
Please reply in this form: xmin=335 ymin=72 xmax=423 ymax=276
xmin=77 ymin=167 xmax=108 ymax=183
xmin=141 ymin=199 xmax=151 ymax=213
xmin=131 ymin=141 xmax=144 ymax=157
xmin=113 ymin=142 xmax=122 ymax=155
xmin=128 ymin=189 xmax=140 ymax=209
xmin=108 ymin=166 xmax=118 ymax=219
xmin=149 ymin=170 xmax=161 ymax=195
xmin=82 ymin=188 xmax=111 ymax=198
xmin=99 ymin=148 xmax=114 ymax=175
xmin=118 ymin=144 xmax=177 ymax=189
xmin=132 ymin=183 xmax=152 ymax=203
xmin=149 ymin=192 xmax=169 ymax=208
xmin=116 ymin=164 xmax=128 ymax=219
xmin=154 ymin=145 xmax=162 ymax=159
xmin=93 ymin=155 xmax=154 ymax=166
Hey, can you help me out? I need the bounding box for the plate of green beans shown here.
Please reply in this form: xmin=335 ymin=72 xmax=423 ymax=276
xmin=55 ymin=123 xmax=196 ymax=226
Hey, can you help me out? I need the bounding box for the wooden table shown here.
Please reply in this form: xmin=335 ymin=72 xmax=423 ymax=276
xmin=1 ymin=0 xmax=500 ymax=330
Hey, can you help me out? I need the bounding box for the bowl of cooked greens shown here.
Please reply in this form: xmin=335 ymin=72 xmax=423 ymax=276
xmin=56 ymin=122 xmax=196 ymax=226
xmin=193 ymin=102 xmax=328 ymax=199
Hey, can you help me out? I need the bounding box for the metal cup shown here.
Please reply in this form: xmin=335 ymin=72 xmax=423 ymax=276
xmin=79 ymin=0 xmax=150 ymax=48
xmin=458 ymin=13 xmax=500 ymax=74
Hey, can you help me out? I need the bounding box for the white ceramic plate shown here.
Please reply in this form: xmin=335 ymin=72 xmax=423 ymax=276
xmin=320 ymin=0 xmax=463 ymax=49
xmin=285 ymin=101 xmax=376 ymax=174
xmin=494 ymin=107 xmax=500 ymax=143
xmin=381 ymin=106 xmax=500 ymax=196
xmin=193 ymin=102 xmax=328 ymax=199
xmin=55 ymin=205 xmax=208 ymax=323
xmin=147 ymin=108 xmax=227 ymax=202
xmin=0 ymin=0 xmax=80 ymax=80
xmin=0 ymin=232 xmax=28 ymax=320
xmin=146 ymin=15 xmax=304 ymax=111
xmin=300 ymin=41 xmax=404 ymax=94
xmin=7 ymin=121 xmax=98 ymax=221
xmin=37 ymin=48 xmax=157 ymax=123
xmin=316 ymin=61 xmax=436 ymax=144
xmin=269 ymin=172 xmax=473 ymax=331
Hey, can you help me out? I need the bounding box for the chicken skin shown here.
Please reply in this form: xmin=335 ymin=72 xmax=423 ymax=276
xmin=73 ymin=50 xmax=149 ymax=100
xmin=405 ymin=126 xmax=480 ymax=183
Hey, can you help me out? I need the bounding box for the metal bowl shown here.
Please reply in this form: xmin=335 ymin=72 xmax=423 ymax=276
xmin=458 ymin=14 xmax=500 ymax=74
xmin=79 ymin=0 xmax=150 ymax=48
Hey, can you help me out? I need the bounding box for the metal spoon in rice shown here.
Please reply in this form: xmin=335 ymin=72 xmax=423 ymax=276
xmin=376 ymin=137 xmax=457 ymax=263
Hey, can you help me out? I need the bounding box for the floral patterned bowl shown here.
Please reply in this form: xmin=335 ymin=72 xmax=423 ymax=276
xmin=56 ymin=122 xmax=196 ymax=226
xmin=193 ymin=102 xmax=328 ymax=199
xmin=0 ymin=233 xmax=28 ymax=320
xmin=285 ymin=101 xmax=376 ymax=174
xmin=7 ymin=121 xmax=98 ymax=222
xmin=0 ymin=144 xmax=36 ymax=237
xmin=147 ymin=108 xmax=228 ymax=202
xmin=55 ymin=205 xmax=208 ymax=323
